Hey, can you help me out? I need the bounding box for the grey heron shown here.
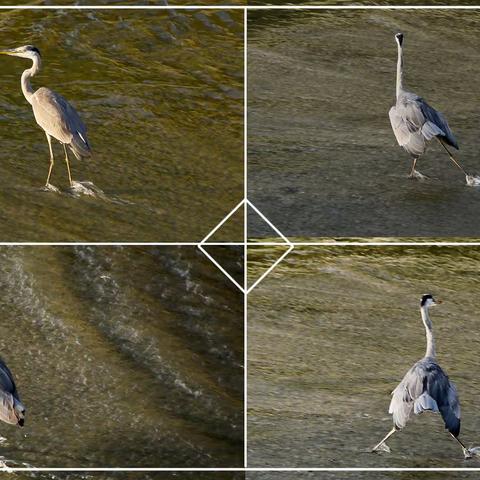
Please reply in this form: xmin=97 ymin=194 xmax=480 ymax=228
xmin=0 ymin=357 xmax=25 ymax=430
xmin=372 ymin=294 xmax=470 ymax=458
xmin=0 ymin=45 xmax=91 ymax=188
xmin=389 ymin=33 xmax=468 ymax=179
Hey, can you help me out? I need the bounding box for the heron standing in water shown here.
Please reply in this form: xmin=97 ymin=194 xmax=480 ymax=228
xmin=389 ymin=33 xmax=468 ymax=179
xmin=0 ymin=357 xmax=25 ymax=430
xmin=0 ymin=45 xmax=91 ymax=188
xmin=372 ymin=294 xmax=471 ymax=458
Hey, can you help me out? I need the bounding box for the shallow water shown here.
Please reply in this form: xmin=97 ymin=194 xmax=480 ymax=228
xmin=248 ymin=245 xmax=480 ymax=467
xmin=248 ymin=10 xmax=480 ymax=237
xmin=0 ymin=246 xmax=243 ymax=467
xmin=13 ymin=474 xmax=245 ymax=480
xmin=250 ymin=0 xmax=480 ymax=5
xmin=0 ymin=10 xmax=243 ymax=241
xmin=247 ymin=474 xmax=480 ymax=480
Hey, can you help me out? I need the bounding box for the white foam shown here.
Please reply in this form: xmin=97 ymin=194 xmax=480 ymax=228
xmin=68 ymin=180 xmax=105 ymax=197
xmin=466 ymin=175 xmax=480 ymax=187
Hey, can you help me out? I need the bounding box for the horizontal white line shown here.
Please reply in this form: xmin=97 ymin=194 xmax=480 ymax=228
xmin=1 ymin=467 xmax=480 ymax=471
xmin=0 ymin=4 xmax=479 ymax=8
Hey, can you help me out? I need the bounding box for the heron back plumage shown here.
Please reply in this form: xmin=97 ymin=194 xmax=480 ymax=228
xmin=389 ymin=91 xmax=458 ymax=157
xmin=389 ymin=357 xmax=460 ymax=437
xmin=0 ymin=358 xmax=25 ymax=427
xmin=31 ymin=87 xmax=91 ymax=159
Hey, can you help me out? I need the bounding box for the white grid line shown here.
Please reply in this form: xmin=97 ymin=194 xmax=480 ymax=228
xmin=1 ymin=2 xmax=479 ymax=474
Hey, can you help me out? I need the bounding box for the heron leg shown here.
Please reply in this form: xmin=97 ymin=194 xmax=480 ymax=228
xmin=45 ymin=134 xmax=55 ymax=186
xmin=436 ymin=138 xmax=468 ymax=176
xmin=409 ymin=157 xmax=418 ymax=178
xmin=372 ymin=426 xmax=397 ymax=452
xmin=63 ymin=144 xmax=73 ymax=187
xmin=450 ymin=433 xmax=472 ymax=459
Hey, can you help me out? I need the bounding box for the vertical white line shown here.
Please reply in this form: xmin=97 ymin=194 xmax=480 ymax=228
xmin=243 ymin=4 xmax=248 ymax=470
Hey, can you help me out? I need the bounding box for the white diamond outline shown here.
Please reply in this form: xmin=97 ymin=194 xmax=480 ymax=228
xmin=198 ymin=199 xmax=294 ymax=294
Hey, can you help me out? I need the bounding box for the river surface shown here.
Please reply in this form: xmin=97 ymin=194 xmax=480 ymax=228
xmin=247 ymin=474 xmax=480 ymax=480
xmin=0 ymin=9 xmax=243 ymax=241
xmin=248 ymin=10 xmax=480 ymax=237
xmin=248 ymin=244 xmax=480 ymax=467
xmin=0 ymin=246 xmax=243 ymax=468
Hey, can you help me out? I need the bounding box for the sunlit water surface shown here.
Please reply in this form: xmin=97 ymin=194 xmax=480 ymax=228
xmin=248 ymin=245 xmax=480 ymax=467
xmin=0 ymin=10 xmax=243 ymax=241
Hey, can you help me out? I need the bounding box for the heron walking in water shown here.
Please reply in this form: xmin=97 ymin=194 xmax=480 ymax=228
xmin=372 ymin=294 xmax=471 ymax=458
xmin=0 ymin=357 xmax=25 ymax=430
xmin=389 ymin=33 xmax=468 ymax=179
xmin=0 ymin=45 xmax=91 ymax=188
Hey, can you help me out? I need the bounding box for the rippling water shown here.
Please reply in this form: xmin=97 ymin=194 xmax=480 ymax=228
xmin=248 ymin=10 xmax=480 ymax=237
xmin=13 ymin=474 xmax=246 ymax=480
xmin=0 ymin=10 xmax=243 ymax=241
xmin=0 ymin=246 xmax=243 ymax=467
xmin=250 ymin=0 xmax=480 ymax=5
xmin=248 ymin=244 xmax=480 ymax=467
xmin=248 ymin=474 xmax=480 ymax=480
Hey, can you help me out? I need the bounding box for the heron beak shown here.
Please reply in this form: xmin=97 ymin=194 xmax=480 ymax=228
xmin=0 ymin=48 xmax=18 ymax=56
xmin=434 ymin=299 xmax=442 ymax=306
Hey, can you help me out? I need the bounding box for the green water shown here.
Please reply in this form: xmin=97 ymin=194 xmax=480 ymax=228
xmin=0 ymin=9 xmax=243 ymax=241
xmin=248 ymin=245 xmax=480 ymax=467
xmin=248 ymin=9 xmax=480 ymax=237
xmin=0 ymin=246 xmax=243 ymax=467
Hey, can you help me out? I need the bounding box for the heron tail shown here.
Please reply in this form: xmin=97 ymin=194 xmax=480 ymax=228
xmin=69 ymin=130 xmax=91 ymax=160
xmin=414 ymin=392 xmax=439 ymax=415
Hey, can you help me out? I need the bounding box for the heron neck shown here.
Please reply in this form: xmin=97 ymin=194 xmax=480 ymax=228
xmin=396 ymin=43 xmax=403 ymax=99
xmin=421 ymin=306 xmax=436 ymax=359
xmin=21 ymin=55 xmax=41 ymax=105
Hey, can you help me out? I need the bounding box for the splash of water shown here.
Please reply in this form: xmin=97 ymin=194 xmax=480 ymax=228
xmin=67 ymin=181 xmax=107 ymax=198
xmin=466 ymin=175 xmax=480 ymax=187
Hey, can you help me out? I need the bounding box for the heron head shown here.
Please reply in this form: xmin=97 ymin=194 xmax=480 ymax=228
xmin=0 ymin=45 xmax=41 ymax=60
xmin=420 ymin=294 xmax=441 ymax=308
xmin=14 ymin=402 xmax=25 ymax=427
xmin=395 ymin=33 xmax=404 ymax=47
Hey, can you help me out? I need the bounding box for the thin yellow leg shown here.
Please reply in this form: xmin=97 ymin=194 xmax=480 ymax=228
xmin=45 ymin=134 xmax=54 ymax=186
xmin=63 ymin=144 xmax=73 ymax=187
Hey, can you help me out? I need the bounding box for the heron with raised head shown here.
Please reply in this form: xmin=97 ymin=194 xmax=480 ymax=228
xmin=389 ymin=33 xmax=468 ymax=179
xmin=372 ymin=294 xmax=470 ymax=458
xmin=0 ymin=357 xmax=25 ymax=430
xmin=0 ymin=45 xmax=91 ymax=188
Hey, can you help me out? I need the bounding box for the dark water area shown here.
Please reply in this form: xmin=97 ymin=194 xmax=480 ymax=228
xmin=0 ymin=246 xmax=243 ymax=467
xmin=248 ymin=245 xmax=480 ymax=467
xmin=13 ymin=474 xmax=245 ymax=480
xmin=0 ymin=9 xmax=243 ymax=241
xmin=248 ymin=10 xmax=480 ymax=237
xmin=247 ymin=474 xmax=480 ymax=480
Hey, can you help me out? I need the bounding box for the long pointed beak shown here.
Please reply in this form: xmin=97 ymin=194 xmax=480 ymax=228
xmin=0 ymin=49 xmax=18 ymax=56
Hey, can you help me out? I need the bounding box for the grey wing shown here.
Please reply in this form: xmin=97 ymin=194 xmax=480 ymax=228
xmin=31 ymin=87 xmax=91 ymax=159
xmin=389 ymin=104 xmax=426 ymax=157
xmin=426 ymin=368 xmax=461 ymax=437
xmin=419 ymin=100 xmax=459 ymax=149
xmin=0 ymin=358 xmax=17 ymax=396
xmin=389 ymin=364 xmax=424 ymax=429
xmin=0 ymin=359 xmax=23 ymax=425
xmin=389 ymin=360 xmax=460 ymax=436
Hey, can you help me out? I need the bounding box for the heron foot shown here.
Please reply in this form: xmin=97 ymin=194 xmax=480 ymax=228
xmin=466 ymin=174 xmax=480 ymax=187
xmin=408 ymin=169 xmax=429 ymax=181
xmin=372 ymin=442 xmax=391 ymax=453
xmin=42 ymin=183 xmax=60 ymax=193
xmin=464 ymin=446 xmax=480 ymax=459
